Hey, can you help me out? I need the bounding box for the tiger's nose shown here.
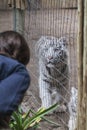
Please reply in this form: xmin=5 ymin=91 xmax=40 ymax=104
xmin=48 ymin=56 xmax=53 ymax=60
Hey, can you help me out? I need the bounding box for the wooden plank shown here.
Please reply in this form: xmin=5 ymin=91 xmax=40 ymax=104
xmin=41 ymin=0 xmax=77 ymax=9
xmin=13 ymin=8 xmax=25 ymax=34
xmin=76 ymin=0 xmax=87 ymax=130
xmin=8 ymin=0 xmax=27 ymax=9
xmin=83 ymin=0 xmax=87 ymax=129
xmin=76 ymin=0 xmax=84 ymax=130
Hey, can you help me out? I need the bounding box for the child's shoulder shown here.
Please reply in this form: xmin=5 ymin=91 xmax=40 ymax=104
xmin=0 ymin=55 xmax=28 ymax=80
xmin=0 ymin=54 xmax=22 ymax=66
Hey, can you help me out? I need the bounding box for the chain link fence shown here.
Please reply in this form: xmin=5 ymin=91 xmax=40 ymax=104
xmin=0 ymin=0 xmax=78 ymax=130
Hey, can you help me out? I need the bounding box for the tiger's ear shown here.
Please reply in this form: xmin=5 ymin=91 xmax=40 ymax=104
xmin=58 ymin=37 xmax=67 ymax=46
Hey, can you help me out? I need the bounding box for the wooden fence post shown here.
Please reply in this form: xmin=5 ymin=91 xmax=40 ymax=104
xmin=8 ymin=0 xmax=26 ymax=34
xmin=76 ymin=0 xmax=87 ymax=130
xmin=83 ymin=0 xmax=87 ymax=129
xmin=13 ymin=0 xmax=26 ymax=35
xmin=76 ymin=0 xmax=83 ymax=129
xmin=13 ymin=8 xmax=25 ymax=35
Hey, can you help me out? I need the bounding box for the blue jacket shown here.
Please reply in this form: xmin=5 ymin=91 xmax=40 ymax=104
xmin=0 ymin=55 xmax=30 ymax=116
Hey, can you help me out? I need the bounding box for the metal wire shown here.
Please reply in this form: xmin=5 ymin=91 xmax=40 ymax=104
xmin=0 ymin=0 xmax=78 ymax=130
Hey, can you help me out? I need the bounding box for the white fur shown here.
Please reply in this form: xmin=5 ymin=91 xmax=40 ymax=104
xmin=36 ymin=36 xmax=69 ymax=112
xmin=68 ymin=87 xmax=77 ymax=130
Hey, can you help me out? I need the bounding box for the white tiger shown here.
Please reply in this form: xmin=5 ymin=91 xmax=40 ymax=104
xmin=36 ymin=36 xmax=70 ymax=112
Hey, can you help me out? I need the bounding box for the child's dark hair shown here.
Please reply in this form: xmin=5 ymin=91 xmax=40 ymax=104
xmin=0 ymin=31 xmax=30 ymax=65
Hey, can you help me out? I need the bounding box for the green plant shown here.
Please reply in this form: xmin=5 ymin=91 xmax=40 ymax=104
xmin=9 ymin=103 xmax=60 ymax=130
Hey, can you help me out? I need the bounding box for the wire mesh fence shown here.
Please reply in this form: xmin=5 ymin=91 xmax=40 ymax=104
xmin=0 ymin=0 xmax=78 ymax=130
xmin=22 ymin=1 xmax=78 ymax=130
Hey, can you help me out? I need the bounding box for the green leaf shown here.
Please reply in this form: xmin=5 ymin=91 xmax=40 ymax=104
xmin=30 ymin=108 xmax=60 ymax=127
xmin=11 ymin=112 xmax=22 ymax=130
xmin=22 ymin=109 xmax=31 ymax=121
xmin=23 ymin=103 xmax=58 ymax=129
xmin=42 ymin=116 xmax=60 ymax=127
xmin=9 ymin=103 xmax=60 ymax=130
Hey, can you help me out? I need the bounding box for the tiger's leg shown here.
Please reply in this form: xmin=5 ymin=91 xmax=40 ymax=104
xmin=39 ymin=77 xmax=52 ymax=108
xmin=51 ymin=90 xmax=67 ymax=112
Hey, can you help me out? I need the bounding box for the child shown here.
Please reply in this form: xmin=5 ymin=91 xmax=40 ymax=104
xmin=0 ymin=31 xmax=30 ymax=128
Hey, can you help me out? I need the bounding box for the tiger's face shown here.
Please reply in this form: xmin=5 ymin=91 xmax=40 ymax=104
xmin=38 ymin=36 xmax=68 ymax=67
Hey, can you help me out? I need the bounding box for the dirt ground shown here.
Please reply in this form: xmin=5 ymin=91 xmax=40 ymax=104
xmin=0 ymin=9 xmax=78 ymax=130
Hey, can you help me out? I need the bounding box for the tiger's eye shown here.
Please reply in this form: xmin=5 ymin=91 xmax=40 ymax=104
xmin=54 ymin=48 xmax=59 ymax=51
xmin=59 ymin=46 xmax=62 ymax=49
